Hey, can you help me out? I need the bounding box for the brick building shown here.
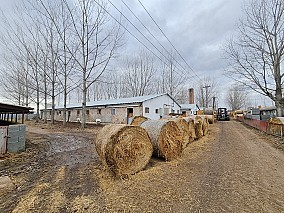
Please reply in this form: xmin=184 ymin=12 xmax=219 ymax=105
xmin=42 ymin=93 xmax=181 ymax=124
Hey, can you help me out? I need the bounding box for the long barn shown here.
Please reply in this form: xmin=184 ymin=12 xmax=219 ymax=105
xmin=42 ymin=93 xmax=181 ymax=124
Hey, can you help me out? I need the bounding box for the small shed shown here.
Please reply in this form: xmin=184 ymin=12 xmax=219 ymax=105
xmin=180 ymin=104 xmax=199 ymax=116
xmin=0 ymin=103 xmax=33 ymax=155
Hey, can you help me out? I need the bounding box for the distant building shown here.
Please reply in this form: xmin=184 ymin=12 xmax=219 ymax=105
xmin=180 ymin=104 xmax=199 ymax=116
xmin=180 ymin=88 xmax=200 ymax=116
xmin=42 ymin=93 xmax=181 ymax=124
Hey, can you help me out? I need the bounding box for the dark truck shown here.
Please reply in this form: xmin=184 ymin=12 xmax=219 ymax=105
xmin=217 ymin=108 xmax=230 ymax=121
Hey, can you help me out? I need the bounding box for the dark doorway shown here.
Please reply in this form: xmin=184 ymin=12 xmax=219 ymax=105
xmin=127 ymin=108 xmax=134 ymax=124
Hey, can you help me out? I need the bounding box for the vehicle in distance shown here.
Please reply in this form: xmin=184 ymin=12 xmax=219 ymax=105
xmin=217 ymin=108 xmax=230 ymax=121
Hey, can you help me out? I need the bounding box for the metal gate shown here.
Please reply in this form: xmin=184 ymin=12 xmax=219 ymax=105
xmin=0 ymin=126 xmax=8 ymax=155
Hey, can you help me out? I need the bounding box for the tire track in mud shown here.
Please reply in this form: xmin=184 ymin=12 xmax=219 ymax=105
xmin=1 ymin=130 xmax=108 ymax=213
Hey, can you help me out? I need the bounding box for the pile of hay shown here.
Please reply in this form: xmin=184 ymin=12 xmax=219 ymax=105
xmin=140 ymin=120 xmax=182 ymax=161
xmin=162 ymin=118 xmax=190 ymax=149
xmin=183 ymin=117 xmax=196 ymax=143
xmin=95 ymin=124 xmax=153 ymax=177
xmin=130 ymin=116 xmax=148 ymax=126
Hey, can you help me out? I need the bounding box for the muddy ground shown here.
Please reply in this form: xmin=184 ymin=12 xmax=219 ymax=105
xmin=1 ymin=120 xmax=284 ymax=212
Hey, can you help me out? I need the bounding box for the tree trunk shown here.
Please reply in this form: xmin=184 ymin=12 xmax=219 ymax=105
xmin=44 ymin=71 xmax=47 ymax=123
xmin=81 ymin=75 xmax=87 ymax=128
xmin=51 ymin=72 xmax=55 ymax=125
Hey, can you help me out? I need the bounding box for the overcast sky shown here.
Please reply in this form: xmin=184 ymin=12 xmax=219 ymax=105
xmin=111 ymin=0 xmax=248 ymax=106
xmin=0 ymin=0 xmax=271 ymax=107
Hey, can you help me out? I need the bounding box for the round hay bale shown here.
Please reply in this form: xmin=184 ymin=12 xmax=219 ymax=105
xmin=95 ymin=124 xmax=153 ymax=177
xmin=140 ymin=120 xmax=182 ymax=161
xmin=206 ymin=114 xmax=215 ymax=124
xmin=130 ymin=116 xmax=149 ymax=126
xmin=204 ymin=108 xmax=214 ymax=115
xmin=268 ymin=117 xmax=284 ymax=124
xmin=194 ymin=116 xmax=203 ymax=139
xmin=183 ymin=117 xmax=196 ymax=142
xmin=197 ymin=115 xmax=210 ymax=136
xmin=267 ymin=117 xmax=284 ymax=135
xmin=161 ymin=118 xmax=190 ymax=149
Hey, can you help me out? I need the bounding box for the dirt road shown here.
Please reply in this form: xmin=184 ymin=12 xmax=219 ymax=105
xmin=1 ymin=120 xmax=284 ymax=212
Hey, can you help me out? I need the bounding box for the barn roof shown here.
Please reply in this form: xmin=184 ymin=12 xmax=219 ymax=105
xmin=50 ymin=93 xmax=178 ymax=110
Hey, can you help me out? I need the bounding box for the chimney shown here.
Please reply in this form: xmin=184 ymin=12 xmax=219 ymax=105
xmin=189 ymin=88 xmax=194 ymax=104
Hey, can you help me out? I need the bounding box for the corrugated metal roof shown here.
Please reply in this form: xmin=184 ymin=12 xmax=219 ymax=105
xmin=0 ymin=102 xmax=34 ymax=114
xmin=51 ymin=93 xmax=167 ymax=110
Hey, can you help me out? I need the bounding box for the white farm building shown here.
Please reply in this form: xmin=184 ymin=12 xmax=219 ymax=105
xmin=42 ymin=93 xmax=181 ymax=124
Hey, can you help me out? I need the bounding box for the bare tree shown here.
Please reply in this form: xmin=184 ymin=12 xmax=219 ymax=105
xmin=36 ymin=0 xmax=79 ymax=126
xmin=195 ymin=77 xmax=217 ymax=108
xmin=226 ymin=85 xmax=247 ymax=110
xmin=122 ymin=50 xmax=157 ymax=97
xmin=225 ymin=0 xmax=284 ymax=116
xmin=156 ymin=51 xmax=187 ymax=98
xmin=62 ymin=0 xmax=123 ymax=128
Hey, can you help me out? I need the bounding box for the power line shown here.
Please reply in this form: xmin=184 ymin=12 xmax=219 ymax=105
xmin=137 ymin=0 xmax=202 ymax=81
xmin=106 ymin=0 xmax=192 ymax=79
xmin=119 ymin=0 xmax=193 ymax=79
xmin=93 ymin=0 xmax=185 ymax=79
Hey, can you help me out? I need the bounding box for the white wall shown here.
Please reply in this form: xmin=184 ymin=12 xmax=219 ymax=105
xmin=142 ymin=94 xmax=181 ymax=120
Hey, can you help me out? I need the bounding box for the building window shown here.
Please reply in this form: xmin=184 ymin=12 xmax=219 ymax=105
xmin=155 ymin=109 xmax=159 ymax=114
xmin=111 ymin=108 xmax=116 ymax=115
xmin=86 ymin=110 xmax=89 ymax=115
xmin=77 ymin=110 xmax=80 ymax=115
xmin=145 ymin=107 xmax=149 ymax=113
xmin=97 ymin=109 xmax=101 ymax=115
xmin=59 ymin=111 xmax=61 ymax=115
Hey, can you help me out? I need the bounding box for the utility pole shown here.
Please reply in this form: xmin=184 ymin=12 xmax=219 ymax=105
xmin=212 ymin=96 xmax=216 ymax=110
xmin=203 ymin=85 xmax=211 ymax=108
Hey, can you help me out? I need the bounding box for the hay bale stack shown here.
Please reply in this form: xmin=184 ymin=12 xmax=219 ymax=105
xmin=130 ymin=116 xmax=149 ymax=126
xmin=140 ymin=120 xmax=182 ymax=161
xmin=162 ymin=118 xmax=190 ymax=149
xmin=194 ymin=116 xmax=204 ymax=139
xmin=183 ymin=117 xmax=196 ymax=142
xmin=95 ymin=124 xmax=153 ymax=177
